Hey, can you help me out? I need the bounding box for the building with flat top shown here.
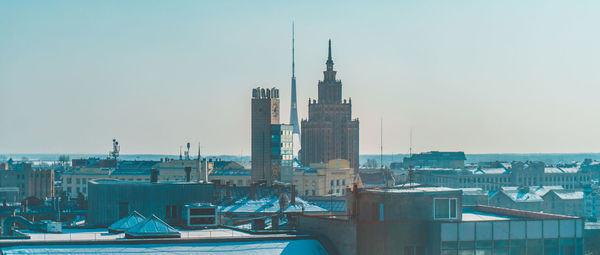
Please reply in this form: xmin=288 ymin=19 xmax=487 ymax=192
xmin=300 ymin=40 xmax=359 ymax=173
xmin=0 ymin=163 xmax=54 ymax=201
xmin=298 ymin=186 xmax=584 ymax=255
xmin=293 ymin=159 xmax=353 ymax=196
xmin=251 ymin=87 xmax=293 ymax=185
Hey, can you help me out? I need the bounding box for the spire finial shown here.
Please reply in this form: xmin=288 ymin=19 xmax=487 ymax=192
xmin=328 ymin=39 xmax=332 ymax=61
xmin=326 ymin=39 xmax=334 ymax=67
xmin=292 ymin=22 xmax=295 ymax=78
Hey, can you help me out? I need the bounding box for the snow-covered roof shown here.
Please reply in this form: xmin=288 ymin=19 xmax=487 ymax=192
xmin=367 ymin=187 xmax=460 ymax=194
xmin=531 ymin=186 xmax=564 ymax=197
xmin=462 ymin=212 xmax=512 ymax=222
xmin=545 ymin=167 xmax=580 ymax=174
xmin=459 ymin=188 xmax=487 ymax=196
xmin=108 ymin=211 xmax=145 ymax=233
xmin=125 ymin=215 xmax=180 ymax=238
xmin=503 ymin=190 xmax=543 ymax=202
xmin=219 ymin=196 xmax=327 ymax=214
xmin=471 ymin=168 xmax=509 ymax=175
xmin=0 ymin=240 xmax=327 ymax=254
xmin=549 ymin=190 xmax=584 ymax=200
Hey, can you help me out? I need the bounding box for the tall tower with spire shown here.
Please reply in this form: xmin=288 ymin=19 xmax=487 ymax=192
xmin=289 ymin=23 xmax=300 ymax=135
xmin=300 ymin=40 xmax=360 ymax=173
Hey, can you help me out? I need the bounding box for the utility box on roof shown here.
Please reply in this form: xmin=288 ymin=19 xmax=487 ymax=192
xmin=182 ymin=203 xmax=218 ymax=227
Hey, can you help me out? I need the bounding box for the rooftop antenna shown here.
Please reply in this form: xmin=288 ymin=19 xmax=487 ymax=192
xmin=198 ymin=142 xmax=202 ymax=160
xmin=409 ymin=128 xmax=413 ymax=157
xmin=186 ymin=142 xmax=191 ymax=160
xmin=110 ymin=139 xmax=120 ymax=161
xmin=380 ymin=117 xmax=383 ymax=169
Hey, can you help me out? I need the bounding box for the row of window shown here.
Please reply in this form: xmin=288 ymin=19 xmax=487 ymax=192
xmin=441 ymin=239 xmax=582 ymax=255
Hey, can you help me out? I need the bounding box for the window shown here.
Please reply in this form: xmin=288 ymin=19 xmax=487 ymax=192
xmin=434 ymin=198 xmax=458 ymax=220
xmin=66 ymin=178 xmax=72 ymax=184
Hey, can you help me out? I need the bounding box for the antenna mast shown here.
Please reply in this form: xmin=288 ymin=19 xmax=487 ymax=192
xmin=409 ymin=128 xmax=413 ymax=156
xmin=380 ymin=118 xmax=383 ymax=169
xmin=110 ymin=139 xmax=120 ymax=161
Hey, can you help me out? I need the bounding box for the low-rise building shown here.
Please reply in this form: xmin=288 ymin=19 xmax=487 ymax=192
xmin=298 ymin=186 xmax=585 ymax=255
xmin=208 ymin=169 xmax=251 ymax=186
xmin=414 ymin=161 xmax=593 ymax=191
xmin=0 ymin=163 xmax=54 ymax=200
xmin=293 ymin=159 xmax=353 ymax=196
xmin=62 ymin=159 xmax=214 ymax=198
xmin=402 ymin=151 xmax=467 ymax=169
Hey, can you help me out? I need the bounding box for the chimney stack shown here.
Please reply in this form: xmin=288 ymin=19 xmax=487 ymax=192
xmin=291 ymin=185 xmax=296 ymax=205
xmin=250 ymin=183 xmax=256 ymax=200
xmin=150 ymin=169 xmax=159 ymax=183
xmin=203 ymin=158 xmax=209 ymax=183
xmin=184 ymin=167 xmax=191 ymax=182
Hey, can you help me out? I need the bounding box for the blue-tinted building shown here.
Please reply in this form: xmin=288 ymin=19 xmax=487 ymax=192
xmin=271 ymin=124 xmax=294 ymax=183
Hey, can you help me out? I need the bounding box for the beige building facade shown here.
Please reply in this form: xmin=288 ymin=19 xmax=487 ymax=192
xmin=294 ymin=159 xmax=353 ymax=196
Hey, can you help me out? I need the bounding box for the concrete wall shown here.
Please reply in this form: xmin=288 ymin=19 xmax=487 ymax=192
xmin=297 ymin=216 xmax=356 ymax=255
xmin=88 ymin=182 xmax=216 ymax=226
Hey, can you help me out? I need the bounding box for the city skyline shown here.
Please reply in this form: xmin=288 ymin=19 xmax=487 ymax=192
xmin=2 ymin=1 xmax=600 ymax=155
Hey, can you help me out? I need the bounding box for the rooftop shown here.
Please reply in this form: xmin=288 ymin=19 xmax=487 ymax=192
xmin=0 ymin=239 xmax=326 ymax=255
xmin=364 ymin=186 xmax=461 ymax=195
xmin=219 ymin=196 xmax=327 ymax=214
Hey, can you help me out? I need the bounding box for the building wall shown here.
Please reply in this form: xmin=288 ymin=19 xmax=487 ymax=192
xmin=251 ymin=87 xmax=280 ymax=185
xmin=0 ymin=168 xmax=54 ymax=200
xmin=543 ymin=192 xmax=584 ymax=217
xmin=416 ymin=170 xmax=592 ymax=191
xmin=489 ymin=192 xmax=544 ymax=212
xmin=297 ymin=216 xmax=357 ymax=255
xmin=294 ymin=159 xmax=353 ymax=196
xmin=208 ymin=174 xmax=251 ymax=186
xmin=87 ymin=182 xmax=217 ymax=226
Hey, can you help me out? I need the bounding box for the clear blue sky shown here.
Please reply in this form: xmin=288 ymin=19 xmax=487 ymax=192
xmin=1 ymin=0 xmax=599 ymax=155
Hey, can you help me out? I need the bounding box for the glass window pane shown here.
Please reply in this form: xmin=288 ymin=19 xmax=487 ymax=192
xmin=435 ymin=199 xmax=450 ymax=219
xmin=451 ymin=199 xmax=457 ymax=218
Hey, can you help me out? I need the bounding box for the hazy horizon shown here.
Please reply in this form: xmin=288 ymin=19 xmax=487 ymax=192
xmin=2 ymin=1 xmax=600 ymax=155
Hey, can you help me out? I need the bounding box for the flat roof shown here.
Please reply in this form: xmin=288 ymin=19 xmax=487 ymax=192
xmin=0 ymin=239 xmax=326 ymax=255
xmin=462 ymin=212 xmax=513 ymax=222
xmin=89 ymin=179 xmax=209 ymax=185
xmin=364 ymin=187 xmax=461 ymax=195
xmin=0 ymin=228 xmax=250 ymax=243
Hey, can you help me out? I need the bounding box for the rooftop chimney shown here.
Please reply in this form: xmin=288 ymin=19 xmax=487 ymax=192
xmin=184 ymin=167 xmax=191 ymax=182
xmin=291 ymin=185 xmax=296 ymax=205
xmin=150 ymin=169 xmax=159 ymax=183
xmin=203 ymin=159 xmax=209 ymax=183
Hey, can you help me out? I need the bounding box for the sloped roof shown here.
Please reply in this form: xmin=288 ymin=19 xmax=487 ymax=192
xmin=503 ymin=190 xmax=543 ymax=203
xmin=358 ymin=172 xmax=386 ymax=187
xmin=406 ymin=151 xmax=466 ymax=161
xmin=108 ymin=211 xmax=146 ymax=233
xmin=531 ymin=185 xmax=564 ymax=197
xmin=460 ymin=188 xmax=487 ymax=196
xmin=210 ymin=169 xmax=251 ymax=176
xmin=125 ymin=215 xmax=180 ymax=239
xmin=549 ymin=190 xmax=584 ymax=200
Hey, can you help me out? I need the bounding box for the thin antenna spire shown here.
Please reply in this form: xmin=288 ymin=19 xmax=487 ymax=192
xmin=380 ymin=117 xmax=383 ymax=169
xmin=197 ymin=142 xmax=201 ymax=160
xmin=327 ymin=39 xmax=332 ymax=62
xmin=409 ymin=128 xmax=413 ymax=156
xmin=292 ymin=22 xmax=295 ymax=78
